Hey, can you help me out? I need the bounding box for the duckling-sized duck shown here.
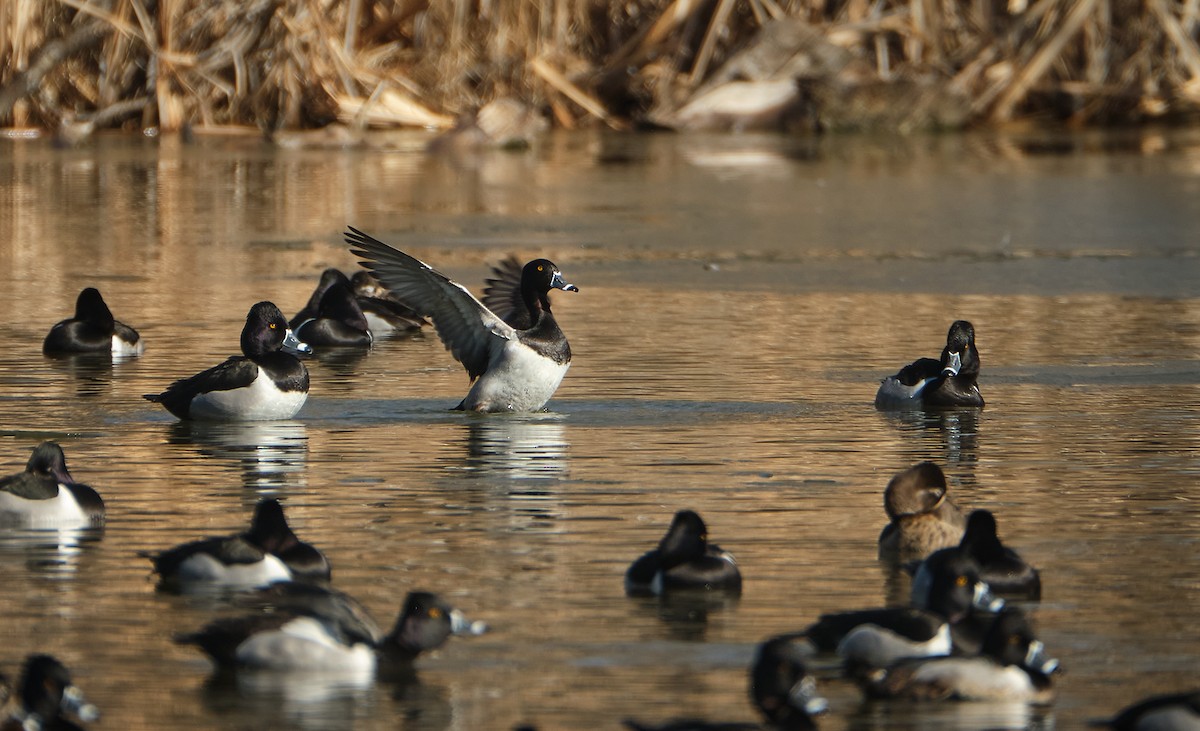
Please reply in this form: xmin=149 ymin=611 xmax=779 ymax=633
xmin=877 ymin=462 xmax=966 ymax=564
xmin=0 ymin=442 xmax=104 ymax=527
xmin=349 ymin=271 xmax=426 ymax=335
xmin=875 ymin=320 xmax=984 ymax=409
xmin=856 ymin=607 xmax=1059 ymax=702
xmin=345 ymin=227 xmax=578 ymax=412
xmin=43 ymin=287 xmax=143 ymax=358
xmin=915 ymin=509 xmax=1041 ymax=601
xmin=142 ymin=498 xmax=329 ymax=591
xmin=144 ymin=302 xmax=311 ymax=421
xmin=294 ymin=279 xmax=373 ymax=348
xmin=1093 ymin=690 xmax=1200 ymax=730
xmin=622 ymin=636 xmax=828 ymax=730
xmin=793 ymin=549 xmax=1003 ymax=671
xmin=176 ymin=586 xmax=486 ymax=675
xmin=1 ymin=655 xmax=99 ymax=731
xmin=626 ymin=510 xmax=742 ymax=596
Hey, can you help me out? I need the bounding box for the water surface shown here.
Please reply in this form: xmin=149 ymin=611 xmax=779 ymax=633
xmin=0 ymin=128 xmax=1198 ymax=730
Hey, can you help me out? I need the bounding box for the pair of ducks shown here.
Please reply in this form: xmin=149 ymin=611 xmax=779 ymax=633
xmin=137 ymin=498 xmax=485 ymax=676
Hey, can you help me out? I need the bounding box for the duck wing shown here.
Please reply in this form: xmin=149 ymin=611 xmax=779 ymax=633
xmin=0 ymin=472 xmax=60 ymax=500
xmin=346 ymin=227 xmax=515 ymax=380
xmin=481 ymin=256 xmax=529 ymax=329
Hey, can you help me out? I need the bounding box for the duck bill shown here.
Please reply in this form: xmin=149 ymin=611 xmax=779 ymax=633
xmin=282 ymin=328 xmax=313 ymax=356
xmin=449 ymin=608 xmax=489 ymax=636
xmin=790 ymin=676 xmax=829 ymax=716
xmin=972 ymin=581 xmax=1006 ymax=612
xmin=1024 ymin=640 xmax=1060 ymax=675
xmin=942 ymin=350 xmax=962 ymax=378
xmin=62 ymin=684 xmax=100 ymax=723
xmin=550 ymin=271 xmax=579 ymax=292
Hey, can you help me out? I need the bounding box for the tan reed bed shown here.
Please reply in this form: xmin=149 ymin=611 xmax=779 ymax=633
xmin=2 ymin=0 xmax=1199 ymax=140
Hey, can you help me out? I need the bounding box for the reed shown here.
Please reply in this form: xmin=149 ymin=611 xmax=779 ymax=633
xmin=2 ymin=0 xmax=1198 ymax=137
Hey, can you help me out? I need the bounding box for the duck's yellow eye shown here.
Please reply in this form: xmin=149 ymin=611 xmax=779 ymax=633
xmin=955 ymin=574 xmax=969 ymax=587
xmin=537 ymin=265 xmax=544 ymax=272
xmin=269 ymin=323 xmax=277 ymax=329
xmin=429 ymin=607 xmax=443 ymax=619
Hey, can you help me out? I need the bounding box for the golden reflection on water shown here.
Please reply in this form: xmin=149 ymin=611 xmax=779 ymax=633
xmin=0 ymin=130 xmax=1197 ymax=730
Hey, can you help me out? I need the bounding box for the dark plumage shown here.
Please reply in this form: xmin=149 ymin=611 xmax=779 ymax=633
xmin=349 ymin=271 xmax=426 ymax=334
xmin=626 ymin=510 xmax=742 ymax=595
xmin=142 ymin=498 xmax=329 ymax=591
xmin=875 ymin=320 xmax=984 ymax=408
xmin=877 ymin=462 xmax=965 ymax=564
xmin=295 ymin=279 xmax=373 ymax=348
xmin=346 ymin=227 xmax=578 ymax=412
xmin=1094 ymin=690 xmax=1200 ymax=730
xmin=43 ymin=287 xmax=143 ymax=357
xmin=954 ymin=509 xmax=1041 ymax=600
xmin=143 ymin=301 xmax=310 ymax=421
xmin=0 ymin=442 xmax=105 ymax=526
xmin=1 ymin=655 xmax=99 ymax=731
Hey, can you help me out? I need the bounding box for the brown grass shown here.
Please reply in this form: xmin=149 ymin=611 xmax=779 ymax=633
xmin=2 ymin=0 xmax=1200 ymax=137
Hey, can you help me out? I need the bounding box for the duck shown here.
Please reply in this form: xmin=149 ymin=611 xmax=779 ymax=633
xmin=142 ymin=498 xmax=329 ymax=591
xmin=43 ymin=287 xmax=143 ymax=357
xmin=293 ymin=278 xmax=373 ymax=348
xmin=0 ymin=442 xmax=105 ymax=527
xmin=1094 ymin=690 xmax=1200 ymax=730
xmin=345 ymin=227 xmax=578 ymax=412
xmin=915 ymin=509 xmax=1041 ymax=601
xmin=874 ymin=320 xmax=984 ymax=409
xmin=877 ymin=462 xmax=966 ymax=564
xmin=143 ymin=301 xmax=311 ymax=421
xmin=349 ymin=271 xmax=426 ymax=335
xmin=792 ymin=549 xmax=1003 ymax=671
xmin=855 ymin=607 xmax=1059 ymax=702
xmin=625 ymin=510 xmax=742 ymax=596
xmin=176 ymin=586 xmax=486 ymax=674
xmin=622 ymin=636 xmax=828 ymax=730
xmin=1 ymin=655 xmax=99 ymax=731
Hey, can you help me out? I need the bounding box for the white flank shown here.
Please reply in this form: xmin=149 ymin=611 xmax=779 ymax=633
xmin=910 ymin=658 xmax=1036 ymax=700
xmin=838 ymin=623 xmax=952 ymax=668
xmin=462 ymin=341 xmax=570 ymax=412
xmin=112 ymin=334 xmax=145 ymax=357
xmin=236 ymin=616 xmax=377 ymax=673
xmin=0 ymin=484 xmax=88 ymax=527
xmin=175 ymin=552 xmax=291 ymax=588
xmin=189 ymin=370 xmax=308 ymax=421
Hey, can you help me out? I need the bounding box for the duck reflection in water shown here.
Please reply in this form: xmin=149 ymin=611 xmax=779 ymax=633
xmin=461 ymin=413 xmax=569 ymax=480
xmin=876 ymin=407 xmax=981 ymax=474
xmin=168 ymin=420 xmax=308 ymax=492
xmin=0 ymin=524 xmax=103 ymax=580
xmin=44 ymin=352 xmax=118 ymax=399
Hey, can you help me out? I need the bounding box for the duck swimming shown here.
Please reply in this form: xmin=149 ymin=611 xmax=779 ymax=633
xmin=346 ymin=227 xmax=578 ymax=412
xmin=144 ymin=302 xmax=310 ymax=421
xmin=43 ymin=287 xmax=143 ymax=357
xmin=0 ymin=442 xmax=104 ymax=527
xmin=875 ymin=320 xmax=984 ymax=409
xmin=625 ymin=509 xmax=742 ymax=596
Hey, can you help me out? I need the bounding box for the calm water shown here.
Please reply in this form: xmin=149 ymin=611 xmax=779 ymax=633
xmin=0 ymin=128 xmax=1198 ymax=730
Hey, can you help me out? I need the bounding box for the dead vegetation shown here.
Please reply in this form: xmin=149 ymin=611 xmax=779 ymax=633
xmin=2 ymin=0 xmax=1200 ymax=139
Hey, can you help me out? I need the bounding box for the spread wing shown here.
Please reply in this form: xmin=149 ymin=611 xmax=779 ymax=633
xmin=345 ymin=227 xmax=515 ymax=380
xmin=481 ymin=256 xmax=528 ymax=329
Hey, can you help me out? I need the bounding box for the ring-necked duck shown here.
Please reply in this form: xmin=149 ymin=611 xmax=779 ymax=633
xmin=294 ymin=278 xmax=373 ymax=348
xmin=0 ymin=442 xmax=104 ymax=527
xmin=142 ymin=498 xmax=329 ymax=591
xmin=915 ymin=509 xmax=1041 ymax=601
xmin=795 ymin=550 xmax=1003 ymax=671
xmin=43 ymin=287 xmax=143 ymax=357
xmin=1096 ymin=690 xmax=1200 ymax=730
xmin=144 ymin=302 xmax=311 ymax=421
xmin=349 ymin=271 xmax=426 ymax=335
xmin=1 ymin=655 xmax=99 ymax=731
xmin=856 ymin=607 xmax=1059 ymax=702
xmin=345 ymin=227 xmax=578 ymax=412
xmin=875 ymin=320 xmax=984 ymax=409
xmin=176 ymin=586 xmax=486 ymax=674
xmin=626 ymin=510 xmax=742 ymax=596
xmin=622 ymin=636 xmax=828 ymax=730
xmin=877 ymin=462 xmax=965 ymax=564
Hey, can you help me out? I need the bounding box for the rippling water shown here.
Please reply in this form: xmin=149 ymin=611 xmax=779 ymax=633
xmin=0 ymin=129 xmax=1198 ymax=730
